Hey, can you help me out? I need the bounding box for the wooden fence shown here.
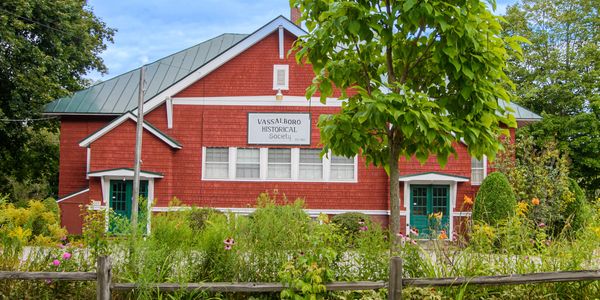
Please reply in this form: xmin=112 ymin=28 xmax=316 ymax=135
xmin=1 ymin=256 xmax=599 ymax=300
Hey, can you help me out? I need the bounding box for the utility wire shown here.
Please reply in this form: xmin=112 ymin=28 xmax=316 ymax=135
xmin=0 ymin=7 xmax=71 ymax=35
xmin=0 ymin=116 xmax=58 ymax=122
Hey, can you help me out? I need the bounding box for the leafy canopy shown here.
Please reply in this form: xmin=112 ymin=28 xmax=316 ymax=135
xmin=0 ymin=0 xmax=114 ymax=200
xmin=292 ymin=0 xmax=520 ymax=238
xmin=293 ymin=0 xmax=518 ymax=169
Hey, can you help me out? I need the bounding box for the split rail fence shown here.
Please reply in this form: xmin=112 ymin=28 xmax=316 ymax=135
xmin=1 ymin=256 xmax=599 ymax=300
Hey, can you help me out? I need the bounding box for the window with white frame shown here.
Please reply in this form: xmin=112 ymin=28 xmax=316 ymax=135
xmin=204 ymin=147 xmax=229 ymax=179
xmin=203 ymin=147 xmax=356 ymax=182
xmin=236 ymin=148 xmax=260 ymax=179
xmin=267 ymin=148 xmax=291 ymax=179
xmin=471 ymin=157 xmax=485 ymax=185
xmin=330 ymin=155 xmax=355 ymax=181
xmin=273 ymin=65 xmax=289 ymax=90
xmin=299 ymin=149 xmax=323 ymax=180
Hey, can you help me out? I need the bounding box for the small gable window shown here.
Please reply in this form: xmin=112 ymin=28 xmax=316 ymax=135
xmin=273 ymin=65 xmax=289 ymax=90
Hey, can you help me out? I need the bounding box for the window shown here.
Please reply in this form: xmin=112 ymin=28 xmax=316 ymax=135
xmin=202 ymin=147 xmax=357 ymax=182
xmin=330 ymin=155 xmax=355 ymax=180
xmin=299 ymin=149 xmax=322 ymax=180
xmin=471 ymin=157 xmax=485 ymax=185
xmin=273 ymin=65 xmax=289 ymax=90
xmin=205 ymin=147 xmax=229 ymax=179
xmin=268 ymin=148 xmax=291 ymax=179
xmin=236 ymin=148 xmax=260 ymax=179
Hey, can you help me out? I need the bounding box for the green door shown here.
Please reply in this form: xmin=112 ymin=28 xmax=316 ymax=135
xmin=109 ymin=180 xmax=148 ymax=220
xmin=409 ymin=185 xmax=450 ymax=238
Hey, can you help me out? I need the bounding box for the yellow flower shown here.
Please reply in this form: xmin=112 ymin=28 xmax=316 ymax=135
xmin=8 ymin=227 xmax=32 ymax=244
xmin=531 ymin=198 xmax=540 ymax=206
xmin=463 ymin=195 xmax=473 ymax=206
xmin=517 ymin=201 xmax=529 ymax=216
xmin=438 ymin=230 xmax=448 ymax=240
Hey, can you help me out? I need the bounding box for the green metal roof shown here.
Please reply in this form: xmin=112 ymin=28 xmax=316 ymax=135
xmin=44 ymin=33 xmax=248 ymax=115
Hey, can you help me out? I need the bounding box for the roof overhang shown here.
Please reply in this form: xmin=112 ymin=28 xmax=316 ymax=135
xmin=87 ymin=168 xmax=164 ymax=179
xmin=398 ymin=172 xmax=469 ymax=182
xmin=78 ymin=112 xmax=182 ymax=149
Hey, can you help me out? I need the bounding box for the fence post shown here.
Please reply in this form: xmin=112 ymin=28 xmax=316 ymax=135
xmin=97 ymin=256 xmax=111 ymax=300
xmin=388 ymin=257 xmax=403 ymax=300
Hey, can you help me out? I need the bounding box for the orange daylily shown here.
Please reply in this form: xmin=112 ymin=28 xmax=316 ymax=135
xmin=531 ymin=197 xmax=540 ymax=206
xmin=463 ymin=195 xmax=474 ymax=205
xmin=438 ymin=230 xmax=448 ymax=240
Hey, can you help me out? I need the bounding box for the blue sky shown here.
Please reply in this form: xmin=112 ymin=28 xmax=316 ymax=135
xmin=87 ymin=0 xmax=518 ymax=81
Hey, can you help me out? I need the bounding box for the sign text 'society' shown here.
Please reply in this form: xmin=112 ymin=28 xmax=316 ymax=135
xmin=248 ymin=113 xmax=311 ymax=145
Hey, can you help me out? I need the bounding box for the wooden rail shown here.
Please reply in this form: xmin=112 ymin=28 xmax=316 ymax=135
xmin=1 ymin=256 xmax=598 ymax=300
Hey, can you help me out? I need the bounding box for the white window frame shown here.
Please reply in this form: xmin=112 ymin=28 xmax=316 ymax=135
xmin=328 ymin=152 xmax=358 ymax=181
xmin=298 ymin=148 xmax=324 ymax=180
xmin=273 ymin=65 xmax=289 ymax=90
xmin=235 ymin=148 xmax=261 ymax=179
xmin=201 ymin=147 xmax=357 ymax=183
xmin=203 ymin=147 xmax=230 ymax=179
xmin=471 ymin=155 xmax=487 ymax=185
xmin=267 ymin=148 xmax=292 ymax=179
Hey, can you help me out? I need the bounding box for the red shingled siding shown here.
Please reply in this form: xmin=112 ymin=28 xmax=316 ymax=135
xmin=58 ymin=116 xmax=113 ymax=197
xmin=88 ymin=119 xmax=175 ymax=201
xmin=175 ymin=31 xmax=342 ymax=98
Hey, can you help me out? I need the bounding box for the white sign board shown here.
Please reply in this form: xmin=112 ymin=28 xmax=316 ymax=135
xmin=248 ymin=113 xmax=311 ymax=145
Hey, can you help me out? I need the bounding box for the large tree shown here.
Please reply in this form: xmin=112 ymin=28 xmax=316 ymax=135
xmin=503 ymin=0 xmax=600 ymax=196
xmin=292 ymin=0 xmax=519 ymax=244
xmin=0 ymin=0 xmax=114 ymax=201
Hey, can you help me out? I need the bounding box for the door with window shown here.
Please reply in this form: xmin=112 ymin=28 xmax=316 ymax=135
xmin=109 ymin=180 xmax=148 ymax=220
xmin=409 ymin=185 xmax=450 ymax=238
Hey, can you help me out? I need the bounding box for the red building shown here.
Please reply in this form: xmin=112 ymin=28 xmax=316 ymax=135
xmin=44 ymin=16 xmax=540 ymax=237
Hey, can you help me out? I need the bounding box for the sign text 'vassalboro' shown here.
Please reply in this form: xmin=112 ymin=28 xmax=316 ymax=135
xmin=247 ymin=113 xmax=311 ymax=145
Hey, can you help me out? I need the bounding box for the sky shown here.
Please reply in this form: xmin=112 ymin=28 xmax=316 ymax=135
xmin=86 ymin=0 xmax=518 ymax=82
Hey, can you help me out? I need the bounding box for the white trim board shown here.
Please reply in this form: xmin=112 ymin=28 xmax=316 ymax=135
xmin=57 ymin=188 xmax=89 ymax=203
xmin=138 ymin=16 xmax=307 ymax=116
xmin=78 ymin=112 xmax=181 ymax=149
xmin=152 ymin=206 xmax=394 ymax=217
xmin=399 ymin=173 xmax=469 ymax=182
xmin=88 ymin=169 xmax=164 ymax=179
xmin=171 ymin=96 xmax=342 ymax=107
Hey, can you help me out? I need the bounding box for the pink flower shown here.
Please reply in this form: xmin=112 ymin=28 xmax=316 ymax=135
xmin=410 ymin=227 xmax=419 ymax=236
xmin=411 ymin=239 xmax=417 ymax=245
xmin=397 ymin=232 xmax=405 ymax=238
xmin=358 ymin=219 xmax=365 ymax=225
xmin=223 ymin=237 xmax=235 ymax=245
xmin=359 ymin=226 xmax=368 ymax=231
xmin=538 ymin=223 xmax=546 ymax=228
xmin=52 ymin=259 xmax=60 ymax=266
xmin=224 ymin=245 xmax=232 ymax=250
xmin=57 ymin=244 xmax=64 ymax=249
xmin=60 ymin=236 xmax=67 ymax=241
xmin=63 ymin=252 xmax=72 ymax=260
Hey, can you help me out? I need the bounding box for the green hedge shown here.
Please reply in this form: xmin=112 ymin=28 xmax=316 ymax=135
xmin=331 ymin=212 xmax=371 ymax=234
xmin=472 ymin=172 xmax=516 ymax=225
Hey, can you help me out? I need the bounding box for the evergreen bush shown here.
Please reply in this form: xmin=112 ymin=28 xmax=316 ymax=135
xmin=472 ymin=172 xmax=516 ymax=225
xmin=558 ymin=179 xmax=592 ymax=235
xmin=331 ymin=212 xmax=371 ymax=234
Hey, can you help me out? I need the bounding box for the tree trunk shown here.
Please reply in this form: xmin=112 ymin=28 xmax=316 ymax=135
xmin=389 ymin=143 xmax=401 ymax=252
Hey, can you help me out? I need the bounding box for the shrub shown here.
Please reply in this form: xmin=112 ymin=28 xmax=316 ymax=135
xmin=472 ymin=172 xmax=516 ymax=225
xmin=331 ymin=212 xmax=371 ymax=235
xmin=557 ymin=179 xmax=592 ymax=235
xmin=188 ymin=207 xmax=224 ymax=231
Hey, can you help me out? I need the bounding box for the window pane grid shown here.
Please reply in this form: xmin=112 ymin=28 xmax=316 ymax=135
xmin=471 ymin=157 xmax=484 ymax=185
xmin=203 ymin=147 xmax=356 ymax=182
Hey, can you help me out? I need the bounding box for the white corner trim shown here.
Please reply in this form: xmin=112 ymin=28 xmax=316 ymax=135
xmin=152 ymin=206 xmax=392 ymax=217
xmin=166 ymin=96 xmax=173 ymax=129
xmin=86 ymin=147 xmax=91 ymax=179
xmin=278 ymin=25 xmax=284 ymax=59
xmin=171 ymin=96 xmax=342 ymax=107
xmin=78 ymin=112 xmax=181 ymax=149
xmin=57 ymin=188 xmax=90 ymax=203
xmin=140 ymin=17 xmax=306 ymax=115
xmin=88 ymin=169 xmax=164 ymax=179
